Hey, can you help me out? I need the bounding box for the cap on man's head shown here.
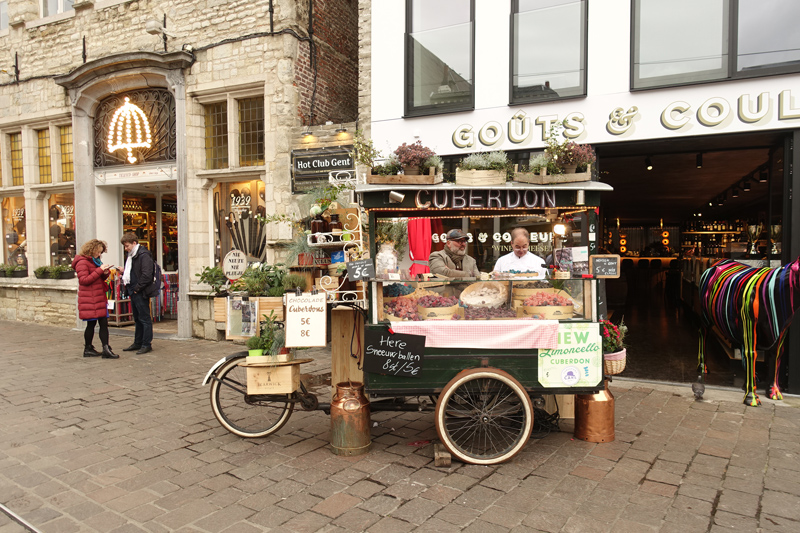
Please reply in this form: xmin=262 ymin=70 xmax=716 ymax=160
xmin=446 ymin=229 xmax=468 ymax=241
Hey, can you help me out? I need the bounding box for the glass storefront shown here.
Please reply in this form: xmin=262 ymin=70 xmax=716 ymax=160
xmin=48 ymin=192 xmax=76 ymax=266
xmin=212 ymin=179 xmax=266 ymax=264
xmin=2 ymin=196 xmax=27 ymax=267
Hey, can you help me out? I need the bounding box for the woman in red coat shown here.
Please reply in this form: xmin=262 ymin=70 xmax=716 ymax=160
xmin=72 ymin=239 xmax=118 ymax=359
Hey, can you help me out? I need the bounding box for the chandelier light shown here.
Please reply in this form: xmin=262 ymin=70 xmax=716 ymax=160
xmin=107 ymin=97 xmax=153 ymax=163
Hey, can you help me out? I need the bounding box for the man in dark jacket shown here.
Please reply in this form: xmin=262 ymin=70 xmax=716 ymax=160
xmin=120 ymin=233 xmax=157 ymax=354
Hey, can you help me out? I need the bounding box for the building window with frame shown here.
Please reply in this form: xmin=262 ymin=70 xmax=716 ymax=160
xmin=238 ymin=98 xmax=265 ymax=167
xmin=10 ymin=133 xmax=23 ymax=186
xmin=0 ymin=2 xmax=9 ymax=31
xmin=60 ymin=125 xmax=73 ymax=182
xmin=632 ymin=0 xmax=800 ymax=89
xmin=511 ymin=0 xmax=586 ymax=103
xmin=42 ymin=0 xmax=74 ymax=17
xmin=37 ymin=129 xmax=52 ymax=184
xmin=406 ymin=0 xmax=474 ymax=117
xmin=204 ymin=102 xmax=228 ymax=170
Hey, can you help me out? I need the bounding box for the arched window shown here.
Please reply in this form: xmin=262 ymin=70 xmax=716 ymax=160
xmin=93 ymin=89 xmax=176 ymax=167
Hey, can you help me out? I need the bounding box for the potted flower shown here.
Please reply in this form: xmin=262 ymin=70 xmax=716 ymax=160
xmin=542 ymin=120 xmax=595 ymax=176
xmin=600 ymin=318 xmax=628 ymax=375
xmin=456 ymin=151 xmax=512 ymax=185
xmin=394 ymin=141 xmax=435 ymax=175
xmin=0 ymin=263 xmax=12 ymax=277
xmin=34 ymin=266 xmax=51 ymax=279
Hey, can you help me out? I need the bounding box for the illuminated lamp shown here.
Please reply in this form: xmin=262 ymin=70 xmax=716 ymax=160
xmin=758 ymin=167 xmax=769 ymax=182
xmin=645 ymin=156 xmax=653 ymax=171
xmin=619 ymin=246 xmax=627 ymax=253
xmin=553 ymin=223 xmax=567 ymax=236
xmin=742 ymin=179 xmax=751 ymax=192
xmin=619 ymin=239 xmax=627 ymax=246
xmin=662 ymin=231 xmax=669 ymax=238
xmin=732 ymin=187 xmax=739 ymax=198
xmin=107 ymin=97 xmax=152 ymax=164
xmin=662 ymin=239 xmax=670 ymax=246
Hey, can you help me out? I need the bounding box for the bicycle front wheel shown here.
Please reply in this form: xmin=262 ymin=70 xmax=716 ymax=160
xmin=210 ymin=356 xmax=293 ymax=438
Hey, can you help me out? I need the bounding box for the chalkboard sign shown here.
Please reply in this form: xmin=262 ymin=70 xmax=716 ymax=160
xmin=363 ymin=329 xmax=425 ymax=378
xmin=346 ymin=258 xmax=375 ymax=281
xmin=589 ymin=255 xmax=621 ymax=278
xmin=597 ymin=280 xmax=608 ymax=321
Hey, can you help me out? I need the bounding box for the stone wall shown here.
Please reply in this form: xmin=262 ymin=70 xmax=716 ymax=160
xmin=0 ymin=280 xmax=77 ymax=327
xmin=357 ymin=0 xmax=371 ymax=136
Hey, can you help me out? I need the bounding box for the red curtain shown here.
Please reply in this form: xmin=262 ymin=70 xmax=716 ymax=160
xmin=408 ymin=218 xmax=432 ymax=276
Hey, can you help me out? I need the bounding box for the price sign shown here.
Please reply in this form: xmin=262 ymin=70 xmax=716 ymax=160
xmin=284 ymin=292 xmax=327 ymax=347
xmin=589 ymin=255 xmax=621 ymax=278
xmin=363 ymin=329 xmax=425 ymax=378
xmin=346 ymin=258 xmax=375 ymax=281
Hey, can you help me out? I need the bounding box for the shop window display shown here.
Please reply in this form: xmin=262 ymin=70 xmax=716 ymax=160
xmin=48 ymin=193 xmax=76 ymax=266
xmin=212 ymin=180 xmax=266 ymax=264
xmin=373 ymin=213 xmax=589 ymax=322
xmin=2 ymin=196 xmax=27 ymax=267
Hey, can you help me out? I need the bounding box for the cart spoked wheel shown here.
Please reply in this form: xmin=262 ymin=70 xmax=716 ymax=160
xmin=435 ymin=368 xmax=533 ymax=465
xmin=210 ymin=356 xmax=293 ymax=438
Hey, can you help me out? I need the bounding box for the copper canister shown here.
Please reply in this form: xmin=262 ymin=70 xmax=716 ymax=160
xmin=330 ymin=381 xmax=372 ymax=456
xmin=573 ymin=379 xmax=615 ymax=442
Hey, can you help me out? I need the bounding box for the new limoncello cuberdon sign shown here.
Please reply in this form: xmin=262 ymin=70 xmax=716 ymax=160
xmin=538 ymin=323 xmax=602 ymax=388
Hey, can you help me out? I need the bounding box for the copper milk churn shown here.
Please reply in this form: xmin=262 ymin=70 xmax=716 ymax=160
xmin=330 ymin=381 xmax=372 ymax=456
xmin=573 ymin=379 xmax=615 ymax=443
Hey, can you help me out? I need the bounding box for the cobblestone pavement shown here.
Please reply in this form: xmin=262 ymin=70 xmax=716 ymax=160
xmin=1 ymin=320 xmax=800 ymax=532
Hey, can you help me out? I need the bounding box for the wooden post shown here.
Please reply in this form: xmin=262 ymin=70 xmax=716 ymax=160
xmin=330 ymin=307 xmax=364 ymax=400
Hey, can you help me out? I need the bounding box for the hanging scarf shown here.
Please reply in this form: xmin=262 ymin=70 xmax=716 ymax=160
xmin=443 ymin=245 xmax=464 ymax=269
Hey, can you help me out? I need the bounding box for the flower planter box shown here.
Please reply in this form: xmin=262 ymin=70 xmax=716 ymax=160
xmin=34 ymin=271 xmax=50 ymax=279
xmin=367 ymin=166 xmax=443 ymax=185
xmin=11 ymin=270 xmax=28 ymax=278
xmin=514 ymin=164 xmax=592 ymax=185
xmin=455 ymin=169 xmax=506 ymax=186
xmin=58 ymin=270 xmax=75 ymax=279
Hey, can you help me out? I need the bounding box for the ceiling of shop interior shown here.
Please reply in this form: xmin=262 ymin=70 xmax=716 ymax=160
xmin=595 ymin=131 xmax=787 ymax=226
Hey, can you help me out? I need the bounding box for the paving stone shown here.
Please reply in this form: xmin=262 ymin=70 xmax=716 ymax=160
xmin=391 ymin=497 xmax=444 ymax=525
xmin=761 ymin=490 xmax=800 ymax=521
xmin=332 ymin=507 xmax=382 ymax=531
xmin=311 ymin=492 xmax=361 ymax=518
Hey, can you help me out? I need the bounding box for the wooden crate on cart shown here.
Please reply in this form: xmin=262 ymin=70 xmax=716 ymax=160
xmin=366 ymin=167 xmax=443 ymax=185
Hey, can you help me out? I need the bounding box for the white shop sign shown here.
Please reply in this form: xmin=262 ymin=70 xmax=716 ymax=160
xmin=284 ymin=292 xmax=327 ymax=348
xmin=94 ymin=166 xmax=177 ymax=184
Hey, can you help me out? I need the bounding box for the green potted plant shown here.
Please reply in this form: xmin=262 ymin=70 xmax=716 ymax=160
xmin=50 ymin=265 xmax=74 ymax=279
xmin=246 ymin=334 xmax=266 ymax=357
xmin=0 ymin=263 xmax=11 ymax=277
xmin=196 ymin=266 xmax=228 ymax=296
xmin=283 ymin=272 xmax=307 ymax=292
xmin=601 ymin=318 xmax=628 ymax=375
xmin=456 ymin=151 xmax=513 ymax=185
xmin=12 ymin=264 xmax=29 ymax=278
xmin=34 ymin=266 xmax=51 ymax=279
xmin=394 ymin=141 xmax=435 ymax=175
xmin=349 ymin=129 xmax=383 ymax=171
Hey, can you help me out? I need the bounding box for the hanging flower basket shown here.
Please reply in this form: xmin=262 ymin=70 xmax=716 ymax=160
xmin=603 ymin=348 xmax=626 ymax=375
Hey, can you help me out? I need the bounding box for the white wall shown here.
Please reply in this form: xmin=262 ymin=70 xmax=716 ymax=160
xmin=370 ymin=0 xmax=800 ymax=157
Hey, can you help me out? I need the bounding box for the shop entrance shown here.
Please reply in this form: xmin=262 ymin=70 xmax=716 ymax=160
xmin=119 ymin=192 xmax=179 ymax=331
xmin=596 ymin=130 xmax=791 ymax=390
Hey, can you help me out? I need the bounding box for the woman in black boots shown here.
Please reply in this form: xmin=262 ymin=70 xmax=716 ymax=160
xmin=72 ymin=239 xmax=119 ymax=359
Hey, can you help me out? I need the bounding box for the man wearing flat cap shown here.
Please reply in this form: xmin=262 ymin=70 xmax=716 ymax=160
xmin=429 ymin=229 xmax=480 ymax=278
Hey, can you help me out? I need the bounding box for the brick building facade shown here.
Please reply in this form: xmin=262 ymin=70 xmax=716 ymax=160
xmin=0 ymin=0 xmax=358 ymax=338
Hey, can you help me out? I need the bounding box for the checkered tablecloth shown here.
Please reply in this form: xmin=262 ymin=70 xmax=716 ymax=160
xmin=389 ymin=319 xmax=559 ymax=349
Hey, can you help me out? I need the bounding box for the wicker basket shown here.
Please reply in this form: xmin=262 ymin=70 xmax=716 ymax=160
xmin=603 ymin=348 xmax=627 ymax=375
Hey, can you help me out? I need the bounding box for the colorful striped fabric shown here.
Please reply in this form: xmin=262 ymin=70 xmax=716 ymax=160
xmin=698 ymin=258 xmax=800 ymax=406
